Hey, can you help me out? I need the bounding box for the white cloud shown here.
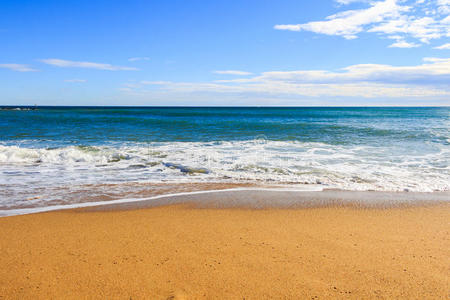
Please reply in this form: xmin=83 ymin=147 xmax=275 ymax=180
xmin=128 ymin=57 xmax=150 ymax=62
xmin=64 ymin=79 xmax=87 ymax=83
xmin=275 ymin=0 xmax=410 ymax=40
xmin=387 ymin=34 xmax=403 ymax=39
xmin=335 ymin=0 xmax=367 ymax=5
xmin=369 ymin=16 xmax=442 ymax=43
xmin=40 ymin=59 xmax=138 ymax=71
xmin=434 ymin=42 xmax=450 ymax=49
xmin=438 ymin=0 xmax=450 ymax=14
xmin=255 ymin=57 xmax=450 ymax=85
xmin=386 ymin=34 xmax=421 ymax=48
xmin=0 ymin=63 xmax=37 ymax=72
xmin=274 ymin=24 xmax=302 ymax=32
xmin=124 ymin=81 xmax=448 ymax=99
xmin=123 ymin=58 xmax=450 ymax=99
xmin=275 ymin=0 xmax=450 ymax=47
xmin=213 ymin=70 xmax=253 ymax=75
xmin=388 ymin=39 xmax=420 ymax=47
xmin=140 ymin=81 xmax=172 ymax=85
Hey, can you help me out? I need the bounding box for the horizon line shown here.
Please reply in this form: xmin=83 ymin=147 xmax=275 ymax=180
xmin=1 ymin=105 xmax=450 ymax=108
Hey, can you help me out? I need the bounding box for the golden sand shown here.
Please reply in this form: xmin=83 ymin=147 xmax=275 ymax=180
xmin=1 ymin=202 xmax=449 ymax=299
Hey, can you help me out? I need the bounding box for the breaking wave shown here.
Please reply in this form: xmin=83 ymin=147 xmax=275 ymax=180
xmin=1 ymin=139 xmax=449 ymax=209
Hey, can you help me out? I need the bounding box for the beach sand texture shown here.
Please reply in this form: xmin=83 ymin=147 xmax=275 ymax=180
xmin=0 ymin=192 xmax=449 ymax=299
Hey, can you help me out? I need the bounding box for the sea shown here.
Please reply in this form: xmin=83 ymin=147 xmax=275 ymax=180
xmin=1 ymin=106 xmax=449 ymax=212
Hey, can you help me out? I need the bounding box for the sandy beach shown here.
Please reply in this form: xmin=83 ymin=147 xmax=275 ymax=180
xmin=1 ymin=190 xmax=449 ymax=299
xmin=2 ymin=0 xmax=450 ymax=297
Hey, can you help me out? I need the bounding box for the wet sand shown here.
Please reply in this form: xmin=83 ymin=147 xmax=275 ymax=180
xmin=0 ymin=190 xmax=449 ymax=299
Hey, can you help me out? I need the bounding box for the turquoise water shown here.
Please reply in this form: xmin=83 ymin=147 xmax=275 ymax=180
xmin=1 ymin=106 xmax=449 ymax=209
xmin=1 ymin=106 xmax=449 ymax=146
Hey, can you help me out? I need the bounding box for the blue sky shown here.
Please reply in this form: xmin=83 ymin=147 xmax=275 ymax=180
xmin=0 ymin=0 xmax=449 ymax=106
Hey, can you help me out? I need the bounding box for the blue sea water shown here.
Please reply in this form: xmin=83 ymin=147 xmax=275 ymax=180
xmin=1 ymin=106 xmax=449 ymax=146
xmin=1 ymin=106 xmax=449 ymax=209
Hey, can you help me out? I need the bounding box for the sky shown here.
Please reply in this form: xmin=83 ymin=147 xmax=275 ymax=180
xmin=0 ymin=0 xmax=449 ymax=106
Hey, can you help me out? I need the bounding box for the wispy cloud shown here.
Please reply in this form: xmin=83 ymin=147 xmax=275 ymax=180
xmin=275 ymin=0 xmax=410 ymax=40
xmin=438 ymin=0 xmax=450 ymax=14
xmin=213 ymin=70 xmax=253 ymax=75
xmin=368 ymin=15 xmax=442 ymax=44
xmin=335 ymin=0 xmax=368 ymax=4
xmin=255 ymin=57 xmax=450 ymax=85
xmin=140 ymin=81 xmax=172 ymax=85
xmin=335 ymin=0 xmax=369 ymax=5
xmin=386 ymin=35 xmax=421 ymax=48
xmin=434 ymin=42 xmax=450 ymax=49
xmin=122 ymin=58 xmax=450 ymax=99
xmin=64 ymin=79 xmax=87 ymax=83
xmin=128 ymin=57 xmax=150 ymax=62
xmin=388 ymin=39 xmax=420 ymax=48
xmin=148 ymin=81 xmax=448 ymax=98
xmin=275 ymin=0 xmax=450 ymax=47
xmin=0 ymin=63 xmax=37 ymax=72
xmin=40 ymin=59 xmax=138 ymax=71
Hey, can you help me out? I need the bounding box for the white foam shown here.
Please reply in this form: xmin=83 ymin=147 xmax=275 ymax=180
xmin=1 ymin=140 xmax=449 ymax=209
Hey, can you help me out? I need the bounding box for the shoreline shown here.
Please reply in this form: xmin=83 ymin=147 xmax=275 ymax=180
xmin=1 ymin=186 xmax=449 ymax=217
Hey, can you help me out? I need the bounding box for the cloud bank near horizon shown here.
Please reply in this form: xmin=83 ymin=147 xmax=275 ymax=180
xmin=120 ymin=58 xmax=450 ymax=101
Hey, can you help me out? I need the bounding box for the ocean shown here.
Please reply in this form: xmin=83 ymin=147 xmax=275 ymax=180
xmin=1 ymin=106 xmax=449 ymax=211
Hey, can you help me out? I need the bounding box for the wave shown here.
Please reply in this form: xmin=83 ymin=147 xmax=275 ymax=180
xmin=1 ymin=140 xmax=449 ymax=194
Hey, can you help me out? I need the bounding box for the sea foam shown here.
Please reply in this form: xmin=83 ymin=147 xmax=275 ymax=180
xmin=1 ymin=139 xmax=449 ymax=210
